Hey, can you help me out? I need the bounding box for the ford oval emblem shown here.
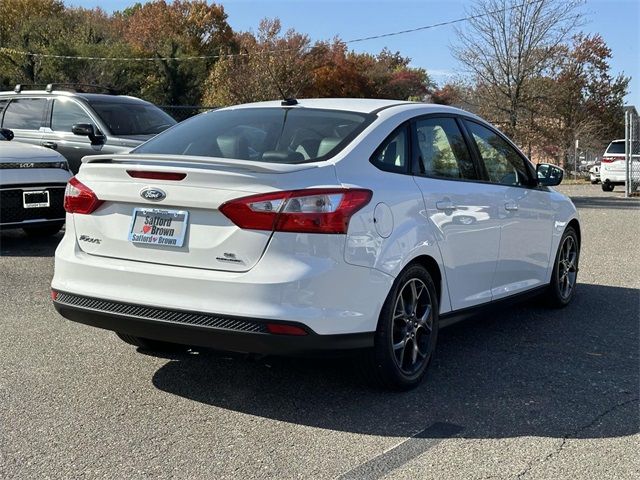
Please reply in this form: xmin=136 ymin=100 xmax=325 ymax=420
xmin=140 ymin=188 xmax=166 ymax=201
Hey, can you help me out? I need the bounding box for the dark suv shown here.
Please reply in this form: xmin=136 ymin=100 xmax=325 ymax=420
xmin=0 ymin=84 xmax=177 ymax=172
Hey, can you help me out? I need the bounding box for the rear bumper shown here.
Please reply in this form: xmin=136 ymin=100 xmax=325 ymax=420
xmin=52 ymin=220 xmax=393 ymax=335
xmin=53 ymin=291 xmax=374 ymax=355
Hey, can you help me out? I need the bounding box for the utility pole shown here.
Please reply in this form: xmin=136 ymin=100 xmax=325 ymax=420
xmin=574 ymin=139 xmax=579 ymax=181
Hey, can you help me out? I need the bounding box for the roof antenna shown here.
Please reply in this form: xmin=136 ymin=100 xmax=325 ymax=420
xmin=259 ymin=49 xmax=298 ymax=106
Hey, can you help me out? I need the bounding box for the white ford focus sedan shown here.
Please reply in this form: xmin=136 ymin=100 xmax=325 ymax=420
xmin=52 ymin=99 xmax=580 ymax=389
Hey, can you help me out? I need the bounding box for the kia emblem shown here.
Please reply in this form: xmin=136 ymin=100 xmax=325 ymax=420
xmin=140 ymin=188 xmax=166 ymax=201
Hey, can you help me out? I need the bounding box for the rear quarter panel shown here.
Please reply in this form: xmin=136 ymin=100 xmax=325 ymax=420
xmin=333 ymin=107 xmax=453 ymax=313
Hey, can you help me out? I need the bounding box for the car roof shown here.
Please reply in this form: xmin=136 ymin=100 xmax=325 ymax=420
xmin=0 ymin=90 xmax=151 ymax=104
xmin=220 ymin=98 xmax=470 ymax=115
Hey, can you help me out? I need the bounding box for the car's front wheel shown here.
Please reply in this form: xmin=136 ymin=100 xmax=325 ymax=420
xmin=115 ymin=333 xmax=187 ymax=352
xmin=547 ymin=227 xmax=580 ymax=308
xmin=360 ymin=264 xmax=439 ymax=390
xmin=601 ymin=182 xmax=614 ymax=192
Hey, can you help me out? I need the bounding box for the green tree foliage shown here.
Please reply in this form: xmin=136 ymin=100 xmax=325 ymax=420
xmin=115 ymin=0 xmax=233 ymax=104
xmin=0 ymin=0 xmax=66 ymax=84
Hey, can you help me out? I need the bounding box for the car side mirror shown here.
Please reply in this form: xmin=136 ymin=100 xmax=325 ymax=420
xmin=72 ymin=123 xmax=105 ymax=144
xmin=536 ymin=163 xmax=564 ymax=187
xmin=0 ymin=128 xmax=14 ymax=141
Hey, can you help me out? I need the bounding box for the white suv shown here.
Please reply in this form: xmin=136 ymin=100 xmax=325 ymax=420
xmin=600 ymin=139 xmax=640 ymax=191
xmin=51 ymin=99 xmax=580 ymax=389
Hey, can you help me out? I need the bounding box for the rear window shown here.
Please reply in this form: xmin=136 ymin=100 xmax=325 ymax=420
xmin=88 ymin=101 xmax=176 ymax=136
xmin=133 ymin=107 xmax=373 ymax=163
xmin=605 ymin=141 xmax=625 ymax=155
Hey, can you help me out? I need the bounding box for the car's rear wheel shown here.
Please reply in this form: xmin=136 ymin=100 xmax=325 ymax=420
xmin=601 ymin=182 xmax=614 ymax=192
xmin=547 ymin=227 xmax=580 ymax=308
xmin=115 ymin=333 xmax=187 ymax=352
xmin=23 ymin=221 xmax=64 ymax=237
xmin=359 ymin=264 xmax=439 ymax=390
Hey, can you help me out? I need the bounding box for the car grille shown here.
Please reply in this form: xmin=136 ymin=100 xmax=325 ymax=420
xmin=0 ymin=186 xmax=66 ymax=224
xmin=55 ymin=292 xmax=269 ymax=333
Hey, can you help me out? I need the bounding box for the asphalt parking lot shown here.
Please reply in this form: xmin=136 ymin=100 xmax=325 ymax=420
xmin=1 ymin=184 xmax=638 ymax=480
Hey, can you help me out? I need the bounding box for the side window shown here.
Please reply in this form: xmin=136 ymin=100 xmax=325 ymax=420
xmin=414 ymin=117 xmax=477 ymax=180
xmin=370 ymin=125 xmax=409 ymax=173
xmin=0 ymin=99 xmax=8 ymax=124
xmin=465 ymin=121 xmax=531 ymax=186
xmin=51 ymin=99 xmax=93 ymax=132
xmin=2 ymin=98 xmax=46 ymax=130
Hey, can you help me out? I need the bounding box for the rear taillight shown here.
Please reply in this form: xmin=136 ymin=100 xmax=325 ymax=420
xmin=64 ymin=177 xmax=103 ymax=214
xmin=220 ymin=188 xmax=372 ymax=234
xmin=601 ymin=156 xmax=617 ymax=163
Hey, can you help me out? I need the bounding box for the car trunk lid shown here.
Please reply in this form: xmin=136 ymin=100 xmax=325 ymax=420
xmin=71 ymin=154 xmax=336 ymax=272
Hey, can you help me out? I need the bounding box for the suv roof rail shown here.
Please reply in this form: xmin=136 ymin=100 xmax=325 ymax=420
xmin=12 ymin=83 xmax=119 ymax=94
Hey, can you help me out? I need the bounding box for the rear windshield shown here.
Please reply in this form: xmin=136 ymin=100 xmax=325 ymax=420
xmin=88 ymin=101 xmax=176 ymax=136
xmin=133 ymin=107 xmax=373 ymax=163
xmin=605 ymin=141 xmax=625 ymax=154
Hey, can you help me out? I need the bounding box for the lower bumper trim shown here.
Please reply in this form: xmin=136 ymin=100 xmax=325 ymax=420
xmin=52 ymin=291 xmax=374 ymax=355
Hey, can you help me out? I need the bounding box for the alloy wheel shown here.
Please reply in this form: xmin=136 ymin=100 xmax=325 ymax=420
xmin=558 ymin=235 xmax=578 ymax=300
xmin=391 ymin=278 xmax=434 ymax=375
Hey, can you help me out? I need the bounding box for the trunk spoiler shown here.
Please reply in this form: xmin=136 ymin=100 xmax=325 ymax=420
xmin=81 ymin=153 xmax=321 ymax=174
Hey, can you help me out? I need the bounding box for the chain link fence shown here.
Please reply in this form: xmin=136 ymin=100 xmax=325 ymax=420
xmin=159 ymin=105 xmax=218 ymax=122
xmin=624 ymin=107 xmax=639 ymax=197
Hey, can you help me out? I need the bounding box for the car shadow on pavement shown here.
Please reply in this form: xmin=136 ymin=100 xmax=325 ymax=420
xmin=0 ymin=229 xmax=63 ymax=257
xmin=570 ymin=196 xmax=640 ymax=210
xmin=152 ymin=283 xmax=639 ymax=440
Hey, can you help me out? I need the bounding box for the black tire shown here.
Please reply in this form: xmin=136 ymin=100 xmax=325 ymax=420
xmin=547 ymin=226 xmax=580 ymax=308
xmin=115 ymin=332 xmax=187 ymax=352
xmin=359 ymin=263 xmax=439 ymax=390
xmin=601 ymin=182 xmax=614 ymax=192
xmin=23 ymin=221 xmax=64 ymax=237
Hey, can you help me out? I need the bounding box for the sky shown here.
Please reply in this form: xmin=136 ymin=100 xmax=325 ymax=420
xmin=67 ymin=0 xmax=640 ymax=106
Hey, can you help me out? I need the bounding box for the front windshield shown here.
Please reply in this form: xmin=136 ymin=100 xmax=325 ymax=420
xmin=89 ymin=101 xmax=176 ymax=136
xmin=133 ymin=107 xmax=373 ymax=163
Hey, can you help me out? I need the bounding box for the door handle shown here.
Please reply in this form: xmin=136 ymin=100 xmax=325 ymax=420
xmin=42 ymin=141 xmax=58 ymax=150
xmin=436 ymin=200 xmax=457 ymax=211
xmin=504 ymin=201 xmax=518 ymax=211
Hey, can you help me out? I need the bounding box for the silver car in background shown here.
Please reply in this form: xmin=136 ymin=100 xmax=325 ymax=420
xmin=0 ymin=128 xmax=72 ymax=236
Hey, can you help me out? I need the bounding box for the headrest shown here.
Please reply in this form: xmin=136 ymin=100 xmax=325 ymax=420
xmin=317 ymin=137 xmax=341 ymax=157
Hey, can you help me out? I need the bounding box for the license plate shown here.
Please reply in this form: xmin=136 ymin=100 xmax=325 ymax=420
xmin=23 ymin=190 xmax=50 ymax=208
xmin=129 ymin=208 xmax=188 ymax=247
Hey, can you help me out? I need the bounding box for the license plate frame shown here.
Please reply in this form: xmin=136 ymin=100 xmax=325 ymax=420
xmin=128 ymin=208 xmax=189 ymax=248
xmin=23 ymin=190 xmax=50 ymax=209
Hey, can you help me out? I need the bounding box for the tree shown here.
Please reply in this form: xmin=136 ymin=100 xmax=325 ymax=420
xmin=204 ymin=24 xmax=434 ymax=107
xmin=117 ymin=0 xmax=234 ymax=104
xmin=203 ymin=18 xmax=311 ymax=105
xmin=0 ymin=0 xmax=66 ymax=84
xmin=548 ymin=34 xmax=629 ymax=166
xmin=453 ymin=0 xmax=584 ymax=142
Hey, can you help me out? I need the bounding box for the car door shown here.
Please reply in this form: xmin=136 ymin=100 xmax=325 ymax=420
xmin=1 ymin=97 xmax=46 ymax=148
xmin=41 ymin=97 xmax=108 ymax=173
xmin=463 ymin=120 xmax=555 ymax=299
xmin=410 ymin=116 xmax=502 ymax=311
